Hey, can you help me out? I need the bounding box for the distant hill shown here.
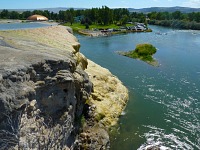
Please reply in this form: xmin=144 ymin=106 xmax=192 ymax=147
xmin=128 ymin=6 xmax=200 ymax=13
xmin=1 ymin=6 xmax=200 ymax=14
xmin=0 ymin=7 xmax=85 ymax=13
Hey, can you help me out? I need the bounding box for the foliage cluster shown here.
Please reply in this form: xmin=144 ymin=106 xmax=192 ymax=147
xmin=147 ymin=11 xmax=200 ymax=22
xmin=147 ymin=11 xmax=200 ymax=30
xmin=124 ymin=44 xmax=157 ymax=62
xmin=63 ymin=22 xmax=132 ymax=32
xmin=0 ymin=7 xmax=146 ymax=26
xmin=1 ymin=7 xmax=200 ymax=30
xmin=149 ymin=19 xmax=200 ymax=30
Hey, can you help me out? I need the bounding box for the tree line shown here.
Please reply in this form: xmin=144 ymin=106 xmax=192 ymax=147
xmin=147 ymin=11 xmax=200 ymax=30
xmin=0 ymin=7 xmax=146 ymax=26
xmin=0 ymin=9 xmax=57 ymax=20
xmin=1 ymin=7 xmax=200 ymax=30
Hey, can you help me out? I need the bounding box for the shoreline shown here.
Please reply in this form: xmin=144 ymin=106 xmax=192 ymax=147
xmin=0 ymin=19 xmax=22 ymax=24
xmin=77 ymin=28 xmax=152 ymax=37
xmin=117 ymin=51 xmax=159 ymax=67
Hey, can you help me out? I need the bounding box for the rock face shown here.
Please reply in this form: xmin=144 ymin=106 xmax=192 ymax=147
xmin=0 ymin=25 xmax=128 ymax=149
xmin=85 ymin=60 xmax=128 ymax=127
xmin=73 ymin=60 xmax=128 ymax=150
xmin=0 ymin=26 xmax=92 ymax=149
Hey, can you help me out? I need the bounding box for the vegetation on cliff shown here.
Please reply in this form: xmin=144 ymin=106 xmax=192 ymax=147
xmin=120 ymin=43 xmax=158 ymax=66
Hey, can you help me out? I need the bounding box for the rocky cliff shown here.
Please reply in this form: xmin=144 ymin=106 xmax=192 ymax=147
xmin=0 ymin=25 xmax=128 ymax=149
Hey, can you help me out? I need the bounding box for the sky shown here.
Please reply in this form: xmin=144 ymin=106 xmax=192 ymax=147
xmin=0 ymin=0 xmax=200 ymax=9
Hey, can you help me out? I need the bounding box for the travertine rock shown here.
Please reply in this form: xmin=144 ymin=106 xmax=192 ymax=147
xmin=85 ymin=60 xmax=129 ymax=127
xmin=0 ymin=26 xmax=92 ymax=149
xmin=0 ymin=25 xmax=128 ymax=150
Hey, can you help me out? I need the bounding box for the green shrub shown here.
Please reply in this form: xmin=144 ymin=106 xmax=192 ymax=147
xmin=122 ymin=43 xmax=157 ymax=65
xmin=135 ymin=44 xmax=157 ymax=56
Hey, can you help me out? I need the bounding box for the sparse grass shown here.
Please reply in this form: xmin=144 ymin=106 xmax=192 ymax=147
xmin=89 ymin=24 xmax=124 ymax=29
xmin=63 ymin=23 xmax=86 ymax=31
xmin=81 ymin=115 xmax=86 ymax=127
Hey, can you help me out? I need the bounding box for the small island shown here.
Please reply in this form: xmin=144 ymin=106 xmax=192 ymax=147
xmin=119 ymin=43 xmax=159 ymax=66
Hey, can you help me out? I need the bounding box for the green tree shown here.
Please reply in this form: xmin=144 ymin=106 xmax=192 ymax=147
xmin=194 ymin=12 xmax=200 ymax=23
xmin=147 ymin=12 xmax=157 ymax=20
xmin=10 ymin=11 xmax=19 ymax=19
xmin=101 ymin=6 xmax=112 ymax=25
xmin=66 ymin=8 xmax=75 ymax=25
xmin=101 ymin=6 xmax=108 ymax=25
xmin=42 ymin=10 xmax=50 ymax=19
xmin=172 ymin=11 xmax=181 ymax=20
xmin=22 ymin=11 xmax=32 ymax=19
xmin=32 ymin=10 xmax=43 ymax=15
xmin=188 ymin=12 xmax=195 ymax=21
xmin=120 ymin=15 xmax=128 ymax=25
xmin=58 ymin=10 xmax=65 ymax=21
xmin=0 ymin=9 xmax=10 ymax=19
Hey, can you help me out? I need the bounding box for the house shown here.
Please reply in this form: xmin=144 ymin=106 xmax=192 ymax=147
xmin=27 ymin=15 xmax=48 ymax=21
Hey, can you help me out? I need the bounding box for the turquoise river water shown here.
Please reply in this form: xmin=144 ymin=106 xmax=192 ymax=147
xmin=0 ymin=22 xmax=54 ymax=30
xmin=76 ymin=25 xmax=200 ymax=150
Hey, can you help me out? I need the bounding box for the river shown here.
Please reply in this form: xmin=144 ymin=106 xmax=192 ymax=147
xmin=76 ymin=25 xmax=200 ymax=150
xmin=0 ymin=22 xmax=55 ymax=30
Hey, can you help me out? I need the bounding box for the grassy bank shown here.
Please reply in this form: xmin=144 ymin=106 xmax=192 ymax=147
xmin=63 ymin=23 xmax=133 ymax=31
xmin=63 ymin=23 xmax=152 ymax=37
xmin=63 ymin=23 xmax=118 ymax=31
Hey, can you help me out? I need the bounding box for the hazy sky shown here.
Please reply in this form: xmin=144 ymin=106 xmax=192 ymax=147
xmin=0 ymin=0 xmax=200 ymax=9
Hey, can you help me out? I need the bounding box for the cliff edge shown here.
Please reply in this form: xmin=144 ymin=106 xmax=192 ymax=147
xmin=0 ymin=25 xmax=128 ymax=149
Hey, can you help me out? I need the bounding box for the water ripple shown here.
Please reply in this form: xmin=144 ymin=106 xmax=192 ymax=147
xmin=137 ymin=71 xmax=200 ymax=149
xmin=138 ymin=125 xmax=199 ymax=150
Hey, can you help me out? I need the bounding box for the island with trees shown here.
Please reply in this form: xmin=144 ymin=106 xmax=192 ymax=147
xmin=119 ymin=43 xmax=159 ymax=66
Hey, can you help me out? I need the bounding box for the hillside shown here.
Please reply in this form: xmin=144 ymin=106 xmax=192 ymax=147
xmin=0 ymin=7 xmax=85 ymax=13
xmin=128 ymin=6 xmax=200 ymax=13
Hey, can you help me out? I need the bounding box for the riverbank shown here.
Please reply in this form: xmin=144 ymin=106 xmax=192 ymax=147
xmin=0 ymin=19 xmax=59 ymax=26
xmin=78 ymin=29 xmax=152 ymax=37
xmin=149 ymin=19 xmax=200 ymax=30
xmin=0 ymin=25 xmax=128 ymax=149
xmin=63 ymin=22 xmax=152 ymax=37
xmin=0 ymin=19 xmax=22 ymax=23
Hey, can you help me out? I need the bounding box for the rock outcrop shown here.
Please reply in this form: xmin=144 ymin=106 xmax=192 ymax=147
xmin=74 ymin=60 xmax=128 ymax=150
xmin=0 ymin=25 xmax=128 ymax=149
xmin=86 ymin=60 xmax=128 ymax=127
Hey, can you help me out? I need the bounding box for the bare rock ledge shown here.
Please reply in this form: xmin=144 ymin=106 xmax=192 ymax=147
xmin=0 ymin=25 xmax=128 ymax=149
